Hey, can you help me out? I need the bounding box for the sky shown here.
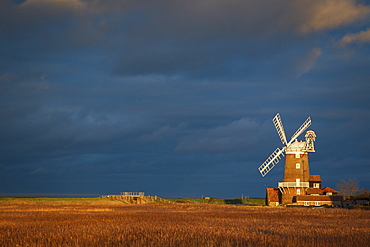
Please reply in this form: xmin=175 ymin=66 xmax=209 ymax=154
xmin=0 ymin=0 xmax=369 ymax=198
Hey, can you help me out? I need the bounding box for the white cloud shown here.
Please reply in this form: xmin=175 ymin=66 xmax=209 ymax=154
xmin=296 ymin=0 xmax=370 ymax=33
xmin=295 ymin=48 xmax=322 ymax=77
xmin=338 ymin=28 xmax=370 ymax=46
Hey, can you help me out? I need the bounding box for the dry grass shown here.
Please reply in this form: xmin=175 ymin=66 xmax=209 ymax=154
xmin=0 ymin=199 xmax=369 ymax=246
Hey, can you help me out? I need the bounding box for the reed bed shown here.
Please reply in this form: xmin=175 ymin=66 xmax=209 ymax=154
xmin=0 ymin=200 xmax=369 ymax=246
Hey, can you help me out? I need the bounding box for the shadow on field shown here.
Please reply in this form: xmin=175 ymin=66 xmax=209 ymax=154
xmin=224 ymin=199 xmax=243 ymax=204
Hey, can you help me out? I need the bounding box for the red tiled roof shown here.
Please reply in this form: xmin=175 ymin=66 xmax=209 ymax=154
xmin=306 ymin=188 xmax=323 ymax=195
xmin=309 ymin=175 xmax=321 ymax=181
xmin=267 ymin=188 xmax=280 ymax=202
xmin=296 ymin=195 xmax=343 ymax=202
xmin=322 ymin=187 xmax=338 ymax=193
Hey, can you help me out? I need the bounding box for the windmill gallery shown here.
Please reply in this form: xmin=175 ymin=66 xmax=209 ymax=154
xmin=259 ymin=113 xmax=343 ymax=207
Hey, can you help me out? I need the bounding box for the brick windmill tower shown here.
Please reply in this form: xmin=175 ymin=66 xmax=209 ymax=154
xmin=258 ymin=113 xmax=316 ymax=204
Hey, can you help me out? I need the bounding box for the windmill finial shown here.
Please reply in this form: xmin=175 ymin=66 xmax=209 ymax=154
xmin=304 ymin=130 xmax=316 ymax=152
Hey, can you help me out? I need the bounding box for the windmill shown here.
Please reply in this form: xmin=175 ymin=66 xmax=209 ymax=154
xmin=258 ymin=113 xmax=317 ymax=204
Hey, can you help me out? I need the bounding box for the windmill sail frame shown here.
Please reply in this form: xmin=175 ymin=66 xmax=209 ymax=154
xmin=258 ymin=113 xmax=312 ymax=177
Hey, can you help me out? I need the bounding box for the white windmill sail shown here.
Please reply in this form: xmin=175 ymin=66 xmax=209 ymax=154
xmin=288 ymin=117 xmax=311 ymax=145
xmin=272 ymin=113 xmax=287 ymax=145
xmin=258 ymin=148 xmax=285 ymax=177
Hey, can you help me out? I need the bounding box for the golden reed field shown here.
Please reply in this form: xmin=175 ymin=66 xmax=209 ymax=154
xmin=0 ymin=198 xmax=369 ymax=247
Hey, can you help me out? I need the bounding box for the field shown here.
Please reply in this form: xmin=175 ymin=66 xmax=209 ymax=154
xmin=165 ymin=198 xmax=265 ymax=205
xmin=0 ymin=198 xmax=369 ymax=246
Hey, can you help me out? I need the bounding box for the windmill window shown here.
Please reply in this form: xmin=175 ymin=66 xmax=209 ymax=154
xmin=297 ymin=189 xmax=301 ymax=195
xmin=296 ymin=163 xmax=300 ymax=169
xmin=295 ymin=153 xmax=300 ymax=158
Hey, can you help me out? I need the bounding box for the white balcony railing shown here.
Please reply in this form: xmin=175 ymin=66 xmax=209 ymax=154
xmin=278 ymin=182 xmax=309 ymax=188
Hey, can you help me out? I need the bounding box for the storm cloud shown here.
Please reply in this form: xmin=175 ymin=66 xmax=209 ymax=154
xmin=0 ymin=0 xmax=369 ymax=198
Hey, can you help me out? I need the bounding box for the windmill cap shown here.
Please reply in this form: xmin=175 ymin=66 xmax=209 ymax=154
xmin=286 ymin=140 xmax=306 ymax=153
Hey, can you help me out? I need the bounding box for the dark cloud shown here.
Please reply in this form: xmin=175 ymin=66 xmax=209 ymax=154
xmin=0 ymin=0 xmax=369 ymax=198
xmin=175 ymin=118 xmax=264 ymax=153
xmin=2 ymin=0 xmax=368 ymax=78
